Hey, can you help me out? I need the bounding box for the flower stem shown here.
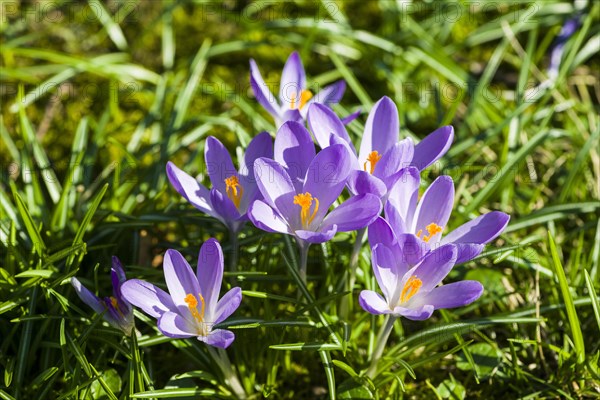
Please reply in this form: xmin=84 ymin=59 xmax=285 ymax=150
xmin=298 ymin=240 xmax=310 ymax=286
xmin=340 ymin=227 xmax=366 ymax=319
xmin=207 ymin=346 xmax=247 ymax=399
xmin=365 ymin=315 xmax=398 ymax=379
xmin=229 ymin=231 xmax=239 ymax=272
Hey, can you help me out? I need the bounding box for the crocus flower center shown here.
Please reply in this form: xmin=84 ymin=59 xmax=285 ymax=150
xmin=399 ymin=275 xmax=422 ymax=304
xmin=293 ymin=192 xmax=319 ymax=229
xmin=363 ymin=151 xmax=382 ymax=174
xmin=224 ymin=175 xmax=243 ymax=209
xmin=109 ymin=296 xmax=124 ymax=317
xmin=184 ymin=293 xmax=208 ymax=335
xmin=290 ymin=89 xmax=313 ymax=110
xmin=416 ymin=223 xmax=443 ymax=243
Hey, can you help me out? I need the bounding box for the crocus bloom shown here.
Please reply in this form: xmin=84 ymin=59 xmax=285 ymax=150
xmin=71 ymin=257 xmax=134 ymax=335
xmin=121 ymin=239 xmax=242 ymax=349
xmin=307 ymin=97 xmax=454 ymax=198
xmin=248 ymin=143 xmax=382 ymax=244
xmin=374 ymin=168 xmax=510 ymax=264
xmin=359 ymin=242 xmax=483 ymax=320
xmin=166 ymin=132 xmax=273 ymax=234
xmin=548 ymin=16 xmax=580 ymax=80
xmin=250 ymin=51 xmax=352 ymax=128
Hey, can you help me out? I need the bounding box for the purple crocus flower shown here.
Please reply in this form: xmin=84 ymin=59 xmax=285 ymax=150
xmin=307 ymin=96 xmax=454 ymax=198
xmin=248 ymin=143 xmax=382 ymax=245
xmin=372 ymin=167 xmax=510 ymax=264
xmin=166 ymin=132 xmax=273 ymax=234
xmin=548 ymin=16 xmax=580 ymax=80
xmin=71 ymin=257 xmax=134 ymax=335
xmin=358 ymin=242 xmax=483 ymax=320
xmin=250 ymin=51 xmax=352 ymax=128
xmin=121 ymin=239 xmax=242 ymax=349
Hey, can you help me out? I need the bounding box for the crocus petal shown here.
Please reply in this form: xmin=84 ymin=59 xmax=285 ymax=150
xmin=413 ymin=175 xmax=454 ymax=241
xmin=373 ymin=139 xmax=415 ymax=187
xmin=249 ymin=59 xmax=279 ymax=116
xmin=295 ymin=226 xmax=337 ymax=244
xmin=358 ymin=96 xmax=399 ymax=166
xmin=358 ymin=290 xmax=392 ymax=315
xmin=393 ymin=304 xmax=434 ymax=321
xmin=71 ymin=278 xmax=105 ymax=315
xmin=121 ymin=279 xmax=177 ymax=319
xmin=279 ymin=51 xmax=306 ymax=106
xmin=368 ymin=216 xmax=396 ymax=249
xmin=210 ymin=188 xmax=241 ymax=225
xmin=307 ymin=103 xmax=352 ymax=150
xmin=383 ymin=202 xmax=408 ymax=238
xmin=163 ymin=249 xmax=202 ymax=315
xmin=166 ymin=162 xmax=217 ymax=219
xmin=312 ymin=80 xmax=346 ymax=105
xmin=157 ymin=311 xmax=197 ymax=338
xmin=240 ymin=131 xmax=274 ymax=208
xmin=110 ymin=256 xmax=128 ymax=305
xmin=329 ymin=134 xmax=359 ymax=170
xmin=205 ymin=136 xmax=238 ymax=195
xmin=253 ymin=158 xmax=298 ymax=226
xmin=302 ymin=144 xmax=352 ymax=223
xmin=371 ymin=244 xmax=403 ymax=301
xmin=412 ymin=125 xmax=454 ymax=171
xmin=408 ymin=244 xmax=457 ymax=292
xmin=196 ymin=239 xmax=224 ymax=316
xmin=418 ymin=281 xmax=484 ymax=309
xmin=341 ymin=109 xmax=361 ymax=125
xmin=346 ymin=170 xmax=387 ymax=197
xmin=441 ymin=211 xmax=510 ymax=246
xmin=397 ymin=233 xmax=428 ymax=267
xmin=386 ymin=167 xmax=420 ymax=227
xmin=248 ymin=200 xmax=291 ymax=234
xmin=275 ymin=121 xmax=315 ymax=186
xmin=276 ymin=109 xmax=303 ymax=128
xmin=454 ymin=243 xmax=486 ymax=264
xmin=203 ymin=329 xmax=236 ymax=349
xmin=322 ymin=193 xmax=382 ymax=232
xmin=214 ymin=287 xmax=242 ymax=324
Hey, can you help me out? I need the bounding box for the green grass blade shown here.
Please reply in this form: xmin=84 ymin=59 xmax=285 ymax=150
xmin=548 ymin=232 xmax=585 ymax=365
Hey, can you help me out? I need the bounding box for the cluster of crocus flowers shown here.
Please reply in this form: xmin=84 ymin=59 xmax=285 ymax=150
xmin=72 ymin=239 xmax=241 ymax=349
xmin=248 ymin=121 xmax=382 ymax=246
xmin=361 ymin=168 xmax=510 ymax=319
xmin=307 ymin=97 xmax=454 ymax=199
xmin=250 ymin=51 xmax=355 ymax=128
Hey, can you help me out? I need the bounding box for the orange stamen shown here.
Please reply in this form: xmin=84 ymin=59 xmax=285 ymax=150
xmin=225 ymin=175 xmax=243 ymax=209
xmin=399 ymin=276 xmax=422 ymax=303
xmin=363 ymin=151 xmax=382 ymax=174
xmin=293 ymin=192 xmax=319 ymax=229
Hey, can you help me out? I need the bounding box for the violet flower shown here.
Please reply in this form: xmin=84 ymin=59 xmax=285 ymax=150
xmin=250 ymin=51 xmax=354 ymax=128
xmin=548 ymin=16 xmax=580 ymax=80
xmin=248 ymin=143 xmax=382 ymax=245
xmin=373 ymin=167 xmax=510 ymax=264
xmin=307 ymin=97 xmax=454 ymax=198
xmin=166 ymin=132 xmax=273 ymax=235
xmin=71 ymin=257 xmax=134 ymax=335
xmin=359 ymin=242 xmax=483 ymax=320
xmin=121 ymin=239 xmax=242 ymax=349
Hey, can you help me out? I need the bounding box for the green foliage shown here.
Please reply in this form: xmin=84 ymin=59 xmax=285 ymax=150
xmin=1 ymin=0 xmax=599 ymax=399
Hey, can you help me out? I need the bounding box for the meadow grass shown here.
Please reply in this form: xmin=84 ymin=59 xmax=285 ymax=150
xmin=1 ymin=1 xmax=599 ymax=398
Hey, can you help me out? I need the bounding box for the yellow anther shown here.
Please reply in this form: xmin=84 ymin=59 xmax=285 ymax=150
xmin=363 ymin=151 xmax=382 ymax=174
xmin=109 ymin=296 xmax=124 ymax=318
xmin=399 ymin=275 xmax=422 ymax=304
xmin=290 ymin=90 xmax=313 ymax=110
xmin=225 ymin=175 xmax=243 ymax=209
xmin=184 ymin=293 xmax=205 ymax=323
xmin=293 ymin=192 xmax=319 ymax=229
xmin=417 ymin=222 xmax=443 ymax=243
